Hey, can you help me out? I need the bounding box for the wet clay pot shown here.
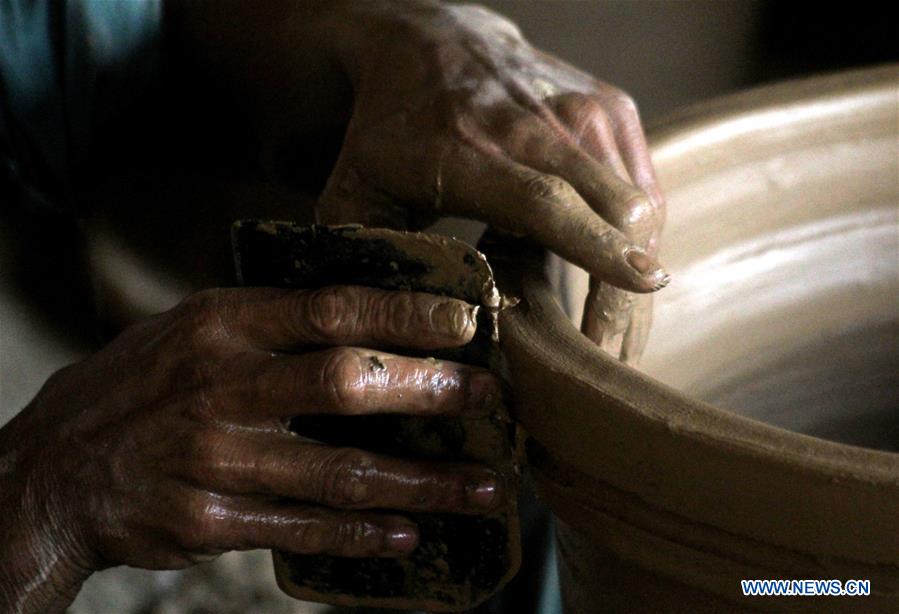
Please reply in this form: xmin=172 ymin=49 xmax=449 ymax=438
xmin=489 ymin=65 xmax=898 ymax=611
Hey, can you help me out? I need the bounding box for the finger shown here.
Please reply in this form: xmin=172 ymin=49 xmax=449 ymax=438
xmin=580 ymin=279 xmax=604 ymax=342
xmin=543 ymin=96 xmax=661 ymax=355
xmin=209 ymin=436 xmax=504 ymax=514
xmin=620 ymin=293 xmax=654 ymax=366
xmin=514 ymin=100 xmax=647 ymax=350
xmin=224 ymin=348 xmax=501 ymax=419
xmin=598 ymin=96 xmax=665 ymax=362
xmin=549 ymin=92 xmax=632 ymax=182
xmin=485 ymin=108 xmax=649 ymax=349
xmin=581 ymin=278 xmax=635 ymax=357
xmin=616 ymin=226 xmax=664 ymax=363
xmin=620 ymin=221 xmax=661 ymax=367
xmin=441 ymin=150 xmax=669 ymax=293
xmin=194 ymin=495 xmax=420 ymax=557
xmin=598 ymin=89 xmax=667 ymax=234
xmin=187 ymin=286 xmax=479 ymax=352
xmin=489 ymin=104 xmax=658 ymax=246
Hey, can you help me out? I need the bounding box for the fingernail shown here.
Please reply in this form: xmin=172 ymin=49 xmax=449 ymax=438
xmin=385 ymin=525 xmax=419 ymax=553
xmin=466 ymin=370 xmax=501 ymax=415
xmin=466 ymin=476 xmax=499 ymax=509
xmin=653 ymin=272 xmax=672 ymax=291
xmin=429 ymin=300 xmax=478 ymax=338
xmin=626 ymin=249 xmax=670 ymax=289
xmin=626 ymin=248 xmax=655 ymax=274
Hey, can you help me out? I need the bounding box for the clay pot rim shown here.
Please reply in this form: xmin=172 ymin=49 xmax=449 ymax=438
xmin=492 ymin=66 xmax=898 ymax=564
xmin=496 ymin=64 xmax=899 ymax=485
xmin=647 ymin=62 xmax=898 ymax=165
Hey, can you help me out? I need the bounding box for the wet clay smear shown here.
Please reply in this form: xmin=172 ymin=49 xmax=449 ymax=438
xmin=232 ymin=221 xmax=522 ymax=612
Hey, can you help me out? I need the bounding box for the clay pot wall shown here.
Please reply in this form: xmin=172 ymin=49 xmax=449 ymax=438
xmin=499 ymin=65 xmax=899 ymax=611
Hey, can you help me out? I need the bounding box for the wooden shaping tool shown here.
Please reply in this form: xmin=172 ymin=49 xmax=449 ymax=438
xmin=231 ymin=221 xmax=522 ymax=612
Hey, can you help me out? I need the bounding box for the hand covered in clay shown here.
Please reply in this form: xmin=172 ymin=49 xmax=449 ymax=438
xmin=322 ymin=2 xmax=668 ymax=364
xmin=170 ymin=0 xmax=667 ymax=364
xmin=0 ymin=286 xmax=503 ymax=613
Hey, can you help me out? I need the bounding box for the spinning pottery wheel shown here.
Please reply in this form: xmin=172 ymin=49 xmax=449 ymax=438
xmin=486 ymin=64 xmax=898 ymax=611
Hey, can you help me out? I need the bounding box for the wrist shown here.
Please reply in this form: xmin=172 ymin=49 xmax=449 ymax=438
xmin=0 ymin=413 xmax=96 ymax=613
xmin=0 ymin=517 xmax=94 ymax=614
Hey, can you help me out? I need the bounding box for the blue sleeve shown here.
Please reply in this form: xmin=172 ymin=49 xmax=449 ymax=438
xmin=0 ymin=0 xmax=161 ymax=210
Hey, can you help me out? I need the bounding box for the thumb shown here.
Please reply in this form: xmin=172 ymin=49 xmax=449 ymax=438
xmin=317 ymin=156 xmax=411 ymax=228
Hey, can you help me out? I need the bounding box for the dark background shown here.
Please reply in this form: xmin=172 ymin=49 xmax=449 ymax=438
xmin=478 ymin=0 xmax=897 ymax=123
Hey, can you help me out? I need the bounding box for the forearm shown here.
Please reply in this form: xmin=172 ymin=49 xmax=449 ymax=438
xmin=0 ymin=411 xmax=94 ymax=614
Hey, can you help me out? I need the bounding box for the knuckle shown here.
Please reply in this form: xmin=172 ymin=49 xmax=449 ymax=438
xmin=412 ymin=475 xmax=463 ymax=510
xmin=292 ymin=521 xmax=343 ymax=555
xmin=558 ymin=93 xmax=604 ymax=124
xmin=318 ymin=448 xmax=376 ymax=508
xmin=182 ymin=288 xmax=222 ymax=319
xmin=162 ymin=359 xmax=213 ymax=419
xmin=380 ymin=292 xmax=419 ymax=338
xmin=562 ymin=95 xmax=618 ymax=148
xmin=421 ymin=380 xmax=445 ymax=412
xmin=179 ymin=361 xmax=219 ymax=418
xmin=577 ymin=95 xmax=606 ymax=119
xmin=608 ymin=89 xmax=640 ymax=119
xmin=176 ymin=289 xmax=228 ymax=347
xmin=619 ymin=193 xmax=659 ymax=234
xmin=302 ymin=286 xmax=362 ymax=340
xmin=598 ymin=285 xmax=633 ymax=319
xmin=521 ymin=174 xmax=578 ymax=210
xmin=187 ymin=428 xmax=229 ymax=477
xmin=175 ymin=493 xmax=218 ymax=552
xmin=503 ymin=113 xmax=540 ymax=151
xmin=588 ymin=107 xmax=616 ymax=143
xmin=332 ymin=519 xmax=381 ymax=555
xmin=445 ymin=475 xmax=471 ymax=508
xmin=320 ymin=348 xmax=366 ymax=410
xmin=288 ymin=521 xmax=316 ymax=551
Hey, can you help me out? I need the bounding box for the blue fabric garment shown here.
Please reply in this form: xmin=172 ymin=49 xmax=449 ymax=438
xmin=0 ymin=0 xmax=161 ymax=209
xmin=538 ymin=537 xmax=563 ymax=614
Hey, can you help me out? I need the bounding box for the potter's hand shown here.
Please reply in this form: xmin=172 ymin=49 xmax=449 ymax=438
xmin=321 ymin=3 xmax=669 ymax=365
xmin=169 ymin=0 xmax=667 ymax=364
xmin=0 ymin=286 xmax=503 ymax=614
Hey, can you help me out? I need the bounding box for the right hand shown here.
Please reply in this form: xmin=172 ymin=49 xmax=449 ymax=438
xmin=0 ymin=285 xmax=504 ymax=581
xmin=170 ymin=0 xmax=668 ymax=364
